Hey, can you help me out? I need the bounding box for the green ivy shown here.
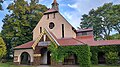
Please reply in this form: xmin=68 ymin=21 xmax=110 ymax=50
xmin=91 ymin=45 xmax=120 ymax=65
xmin=105 ymin=52 xmax=119 ymax=65
xmin=48 ymin=42 xmax=91 ymax=67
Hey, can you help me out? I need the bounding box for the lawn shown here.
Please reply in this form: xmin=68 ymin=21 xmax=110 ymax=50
xmin=92 ymin=65 xmax=120 ymax=67
xmin=0 ymin=62 xmax=120 ymax=67
xmin=0 ymin=62 xmax=33 ymax=67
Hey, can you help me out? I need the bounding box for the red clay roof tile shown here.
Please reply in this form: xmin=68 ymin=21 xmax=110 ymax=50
xmin=14 ymin=31 xmax=120 ymax=49
xmin=77 ymin=28 xmax=93 ymax=33
xmin=15 ymin=41 xmax=34 ymax=49
xmin=57 ymin=38 xmax=85 ymax=46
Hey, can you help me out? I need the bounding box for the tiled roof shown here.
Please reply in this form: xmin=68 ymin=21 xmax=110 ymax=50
xmin=14 ymin=31 xmax=120 ymax=49
xmin=44 ymin=8 xmax=58 ymax=14
xmin=77 ymin=28 xmax=93 ymax=33
xmin=76 ymin=36 xmax=120 ymax=46
xmin=58 ymin=38 xmax=85 ymax=46
xmin=48 ymin=31 xmax=85 ymax=46
xmin=14 ymin=41 xmax=34 ymax=49
xmin=95 ymin=40 xmax=120 ymax=46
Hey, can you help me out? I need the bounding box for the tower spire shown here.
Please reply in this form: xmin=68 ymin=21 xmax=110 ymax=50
xmin=52 ymin=0 xmax=59 ymax=11
xmin=53 ymin=0 xmax=57 ymax=3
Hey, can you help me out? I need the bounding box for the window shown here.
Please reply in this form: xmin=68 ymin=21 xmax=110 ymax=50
xmin=49 ymin=22 xmax=55 ymax=29
xmin=62 ymin=24 xmax=64 ymax=38
xmin=40 ymin=27 xmax=42 ymax=33
xmin=47 ymin=14 xmax=49 ymax=19
xmin=82 ymin=32 xmax=87 ymax=35
xmin=53 ymin=13 xmax=55 ymax=19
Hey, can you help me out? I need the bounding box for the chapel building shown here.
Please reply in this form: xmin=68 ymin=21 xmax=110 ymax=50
xmin=14 ymin=0 xmax=120 ymax=65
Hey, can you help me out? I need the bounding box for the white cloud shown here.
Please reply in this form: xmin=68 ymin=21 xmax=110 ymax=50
xmin=67 ymin=0 xmax=117 ymax=15
xmin=39 ymin=0 xmax=44 ymax=3
xmin=61 ymin=11 xmax=81 ymax=29
xmin=63 ymin=0 xmax=120 ymax=29
xmin=68 ymin=3 xmax=78 ymax=9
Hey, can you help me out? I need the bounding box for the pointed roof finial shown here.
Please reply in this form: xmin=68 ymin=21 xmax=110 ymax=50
xmin=52 ymin=0 xmax=59 ymax=11
xmin=53 ymin=0 xmax=57 ymax=3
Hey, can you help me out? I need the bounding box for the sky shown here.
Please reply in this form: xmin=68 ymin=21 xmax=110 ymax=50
xmin=0 ymin=0 xmax=120 ymax=32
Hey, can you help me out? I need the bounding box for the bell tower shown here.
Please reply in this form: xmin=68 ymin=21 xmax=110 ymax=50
xmin=51 ymin=0 xmax=59 ymax=11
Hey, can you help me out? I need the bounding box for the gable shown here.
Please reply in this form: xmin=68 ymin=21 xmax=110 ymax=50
xmin=32 ymin=28 xmax=59 ymax=50
xmin=33 ymin=11 xmax=76 ymax=40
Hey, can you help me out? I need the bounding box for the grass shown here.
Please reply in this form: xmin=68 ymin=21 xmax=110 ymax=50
xmin=92 ymin=65 xmax=120 ymax=67
xmin=0 ymin=62 xmax=120 ymax=67
xmin=0 ymin=62 xmax=33 ymax=67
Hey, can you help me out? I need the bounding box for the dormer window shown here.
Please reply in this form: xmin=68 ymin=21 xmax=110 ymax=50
xmin=82 ymin=32 xmax=87 ymax=35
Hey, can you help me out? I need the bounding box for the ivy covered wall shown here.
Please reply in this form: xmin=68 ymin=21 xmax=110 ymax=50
xmin=91 ymin=45 xmax=120 ymax=65
xmin=48 ymin=42 xmax=120 ymax=66
xmin=48 ymin=42 xmax=91 ymax=67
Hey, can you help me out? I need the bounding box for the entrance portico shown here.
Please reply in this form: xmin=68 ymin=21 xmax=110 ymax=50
xmin=40 ymin=47 xmax=51 ymax=65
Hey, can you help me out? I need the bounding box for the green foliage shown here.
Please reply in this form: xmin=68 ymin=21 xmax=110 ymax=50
xmin=105 ymin=52 xmax=119 ymax=65
xmin=48 ymin=43 xmax=91 ymax=67
xmin=109 ymin=34 xmax=120 ymax=40
xmin=1 ymin=0 xmax=47 ymax=58
xmin=0 ymin=0 xmax=3 ymax=10
xmin=0 ymin=37 xmax=7 ymax=59
xmin=91 ymin=46 xmax=120 ymax=65
xmin=48 ymin=42 xmax=64 ymax=62
xmin=91 ymin=47 xmax=98 ymax=64
xmin=80 ymin=3 xmax=120 ymax=40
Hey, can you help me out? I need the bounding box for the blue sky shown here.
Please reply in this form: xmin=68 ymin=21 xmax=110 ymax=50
xmin=0 ymin=0 xmax=120 ymax=32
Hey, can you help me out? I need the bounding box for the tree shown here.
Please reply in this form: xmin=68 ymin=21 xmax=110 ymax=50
xmin=80 ymin=3 xmax=120 ymax=40
xmin=109 ymin=34 xmax=120 ymax=40
xmin=1 ymin=0 xmax=47 ymax=58
xmin=0 ymin=0 xmax=3 ymax=10
xmin=0 ymin=37 xmax=6 ymax=59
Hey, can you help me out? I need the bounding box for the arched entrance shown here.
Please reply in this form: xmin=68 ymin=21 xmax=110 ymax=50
xmin=64 ymin=52 xmax=78 ymax=65
xmin=40 ymin=47 xmax=51 ymax=65
xmin=98 ymin=52 xmax=106 ymax=64
xmin=20 ymin=52 xmax=31 ymax=65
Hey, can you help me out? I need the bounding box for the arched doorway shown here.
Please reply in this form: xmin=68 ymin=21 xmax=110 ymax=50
xmin=98 ymin=52 xmax=106 ymax=64
xmin=40 ymin=47 xmax=51 ymax=65
xmin=64 ymin=52 xmax=78 ymax=65
xmin=20 ymin=52 xmax=31 ymax=65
